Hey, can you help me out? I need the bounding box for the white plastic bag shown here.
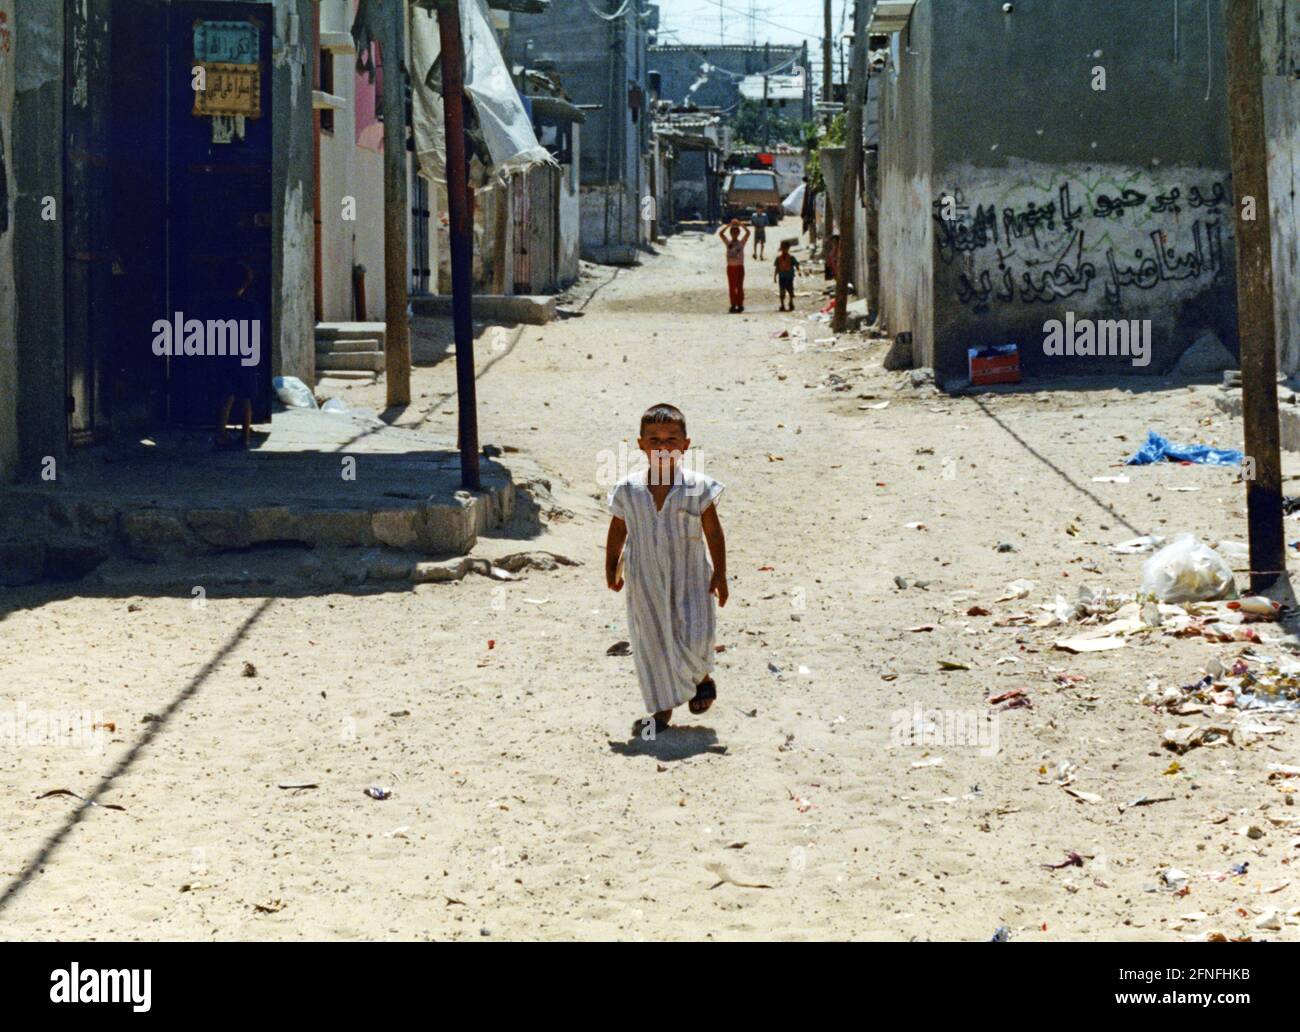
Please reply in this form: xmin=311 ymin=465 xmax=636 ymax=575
xmin=272 ymin=375 xmax=317 ymax=410
xmin=1140 ymin=534 xmax=1236 ymax=603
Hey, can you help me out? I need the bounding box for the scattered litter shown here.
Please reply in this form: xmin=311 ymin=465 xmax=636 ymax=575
xmin=1043 ymin=851 xmax=1084 ymax=870
xmin=1092 ymin=475 xmax=1130 ymax=484
xmin=241 ymin=661 xmax=257 ymax=678
xmin=364 ymin=786 xmax=392 ymax=800
xmin=523 ymin=597 xmax=550 ymax=605
xmin=277 ymin=780 xmax=318 ymax=791
xmin=384 ymin=826 xmax=411 ymax=839
xmin=989 ymin=926 xmax=1011 ymax=942
xmin=1126 ymin=430 xmax=1244 ymax=468
xmin=1064 ymin=788 xmax=1102 ymax=804
xmin=904 ymin=521 xmax=928 ymax=531
xmin=938 ymin=659 xmax=970 ymax=671
xmin=911 ymin=756 xmax=945 ymax=768
xmin=1161 ymin=868 xmax=1190 ymax=890
xmin=606 ymin=640 xmax=632 ymax=656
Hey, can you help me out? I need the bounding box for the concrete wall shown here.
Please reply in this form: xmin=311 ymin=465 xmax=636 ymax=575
xmin=12 ymin=0 xmax=64 ymax=481
xmin=509 ymin=0 xmax=649 ymax=256
xmin=0 ymin=0 xmax=15 ymax=482
xmin=877 ymin=0 xmax=1243 ymax=381
xmin=270 ymin=0 xmax=316 ymax=381
xmin=558 ymin=125 xmax=580 ymax=280
xmin=877 ymin=3 xmax=933 ymax=369
xmin=1262 ymin=0 xmax=1300 ymax=376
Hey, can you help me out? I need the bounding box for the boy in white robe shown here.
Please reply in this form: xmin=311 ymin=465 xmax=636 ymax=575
xmin=606 ymin=404 xmax=728 ymax=738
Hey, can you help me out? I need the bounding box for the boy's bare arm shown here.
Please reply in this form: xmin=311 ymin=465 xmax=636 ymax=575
xmin=606 ymin=516 xmax=627 ymax=590
xmin=700 ymin=504 xmax=728 ymax=607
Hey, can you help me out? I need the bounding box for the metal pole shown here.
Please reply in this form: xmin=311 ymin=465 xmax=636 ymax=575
xmin=382 ymin=0 xmax=412 ymax=407
xmin=833 ymin=1 xmax=867 ymax=332
xmin=1226 ymin=0 xmax=1283 ymax=591
xmin=438 ymin=0 xmax=481 ymax=491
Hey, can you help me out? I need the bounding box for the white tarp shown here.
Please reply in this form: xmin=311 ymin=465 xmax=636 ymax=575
xmin=410 ymin=0 xmax=554 ymax=185
xmin=781 ymin=182 xmax=805 ymax=215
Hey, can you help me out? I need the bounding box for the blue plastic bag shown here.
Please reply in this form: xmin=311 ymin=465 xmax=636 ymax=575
xmin=1125 ymin=430 xmax=1243 ymax=468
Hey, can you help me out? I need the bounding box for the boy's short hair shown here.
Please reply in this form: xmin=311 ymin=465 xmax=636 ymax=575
xmin=640 ymin=403 xmax=686 ymax=436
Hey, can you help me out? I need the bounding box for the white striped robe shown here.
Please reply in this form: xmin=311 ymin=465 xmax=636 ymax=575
xmin=609 ymin=467 xmax=725 ymax=714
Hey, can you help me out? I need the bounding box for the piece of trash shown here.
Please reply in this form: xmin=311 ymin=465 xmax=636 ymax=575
xmin=1109 ymin=535 xmax=1166 ymax=555
xmin=1043 ymin=851 xmax=1084 ymax=870
xmin=989 ymin=926 xmax=1011 ymax=942
xmin=1092 ymin=475 xmax=1130 ymax=484
xmin=1126 ymin=430 xmax=1244 ymax=468
xmin=1054 ymin=635 xmax=1127 ymax=653
xmin=938 ymin=659 xmax=970 ymax=671
xmin=523 ymin=597 xmax=550 ymax=605
xmin=996 ymin=580 xmax=1035 ymax=602
xmin=1064 ymin=787 xmax=1102 ymax=804
xmin=1162 ymin=723 xmax=1235 ymax=753
xmin=486 ymin=566 xmax=519 ymax=582
xmin=241 ymin=661 xmax=257 ymax=678
xmin=893 ymin=575 xmax=909 ymax=590
xmin=253 ymin=899 xmax=286 ymax=914
xmin=909 ymin=624 xmax=936 ymax=633
xmin=1161 ymin=868 xmax=1190 ymax=890
xmin=904 ymin=521 xmax=928 ymax=531
xmin=384 ymin=826 xmax=411 ymax=839
xmin=911 ymin=756 xmax=945 ymax=768
xmin=277 ymin=780 xmax=319 ymax=791
xmin=966 ymin=605 xmax=992 ymax=616
xmin=364 ymin=786 xmax=392 ymax=800
xmin=36 ymin=789 xmax=125 ymax=812
xmin=487 ymin=640 xmax=495 ymax=650
xmin=1119 ymin=794 xmax=1175 ymax=813
xmin=606 ymin=640 xmax=632 ymax=656
xmin=91 ymin=721 xmax=115 ymax=733
xmin=1141 ymin=534 xmax=1235 ymax=603
xmin=860 ymin=400 xmax=890 ymax=410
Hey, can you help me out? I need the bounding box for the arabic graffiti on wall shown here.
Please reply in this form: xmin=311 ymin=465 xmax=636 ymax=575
xmin=934 ymin=167 xmax=1230 ymax=314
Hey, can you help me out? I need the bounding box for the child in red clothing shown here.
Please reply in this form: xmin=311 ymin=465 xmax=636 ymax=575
xmin=718 ymin=220 xmax=751 ymax=313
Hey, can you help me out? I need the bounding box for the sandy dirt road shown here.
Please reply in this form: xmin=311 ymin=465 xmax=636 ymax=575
xmin=2 ymin=228 xmax=1297 ymax=941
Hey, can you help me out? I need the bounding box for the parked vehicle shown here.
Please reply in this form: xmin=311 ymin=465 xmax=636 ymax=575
xmin=722 ymin=169 xmax=783 ymax=224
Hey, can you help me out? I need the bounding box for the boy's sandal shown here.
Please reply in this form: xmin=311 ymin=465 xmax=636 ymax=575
xmin=632 ymin=715 xmax=671 ymax=737
xmin=689 ymin=677 xmax=717 ymax=714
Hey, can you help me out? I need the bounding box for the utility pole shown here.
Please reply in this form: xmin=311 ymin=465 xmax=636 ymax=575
xmin=822 ymin=0 xmax=833 ymax=104
xmin=833 ymin=0 xmax=867 ymax=332
xmin=381 ymin=0 xmax=412 ymax=407
xmin=437 ymin=0 xmax=481 ymax=491
xmin=1226 ymin=0 xmax=1283 ymax=591
xmin=762 ymin=42 xmax=770 ymax=149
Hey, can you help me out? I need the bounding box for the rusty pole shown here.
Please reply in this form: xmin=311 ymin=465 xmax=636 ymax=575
xmin=381 ymin=0 xmax=412 ymax=407
xmin=1226 ymin=0 xmax=1283 ymax=591
xmin=438 ymin=0 xmax=481 ymax=491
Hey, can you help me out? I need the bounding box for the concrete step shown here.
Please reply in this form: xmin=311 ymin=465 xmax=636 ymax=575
xmin=317 ymin=372 xmax=378 ymax=386
xmin=316 ymin=337 xmax=382 ymax=354
xmin=316 ymin=321 xmax=387 ymax=344
xmin=317 ymin=351 xmax=385 ymax=372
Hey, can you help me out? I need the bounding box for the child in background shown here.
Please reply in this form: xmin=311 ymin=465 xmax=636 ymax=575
xmin=750 ymin=207 xmax=769 ymax=260
xmin=606 ymin=404 xmax=728 ymax=738
xmin=773 ymin=240 xmax=800 ymax=312
xmin=718 ymin=219 xmax=750 ymax=313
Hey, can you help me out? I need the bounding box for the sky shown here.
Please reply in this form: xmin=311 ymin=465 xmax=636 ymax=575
xmin=652 ymin=0 xmax=855 ymax=86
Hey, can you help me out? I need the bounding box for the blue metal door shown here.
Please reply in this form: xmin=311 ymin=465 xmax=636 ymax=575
xmin=168 ymin=2 xmax=273 ymax=425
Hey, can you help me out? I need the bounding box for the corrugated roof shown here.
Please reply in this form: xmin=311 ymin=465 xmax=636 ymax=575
xmin=869 ymin=0 xmax=918 ymax=33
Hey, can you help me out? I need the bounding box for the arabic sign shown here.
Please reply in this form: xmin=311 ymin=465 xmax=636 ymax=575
xmin=193 ymin=62 xmax=262 ymax=118
xmin=193 ymin=19 xmax=259 ymax=64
